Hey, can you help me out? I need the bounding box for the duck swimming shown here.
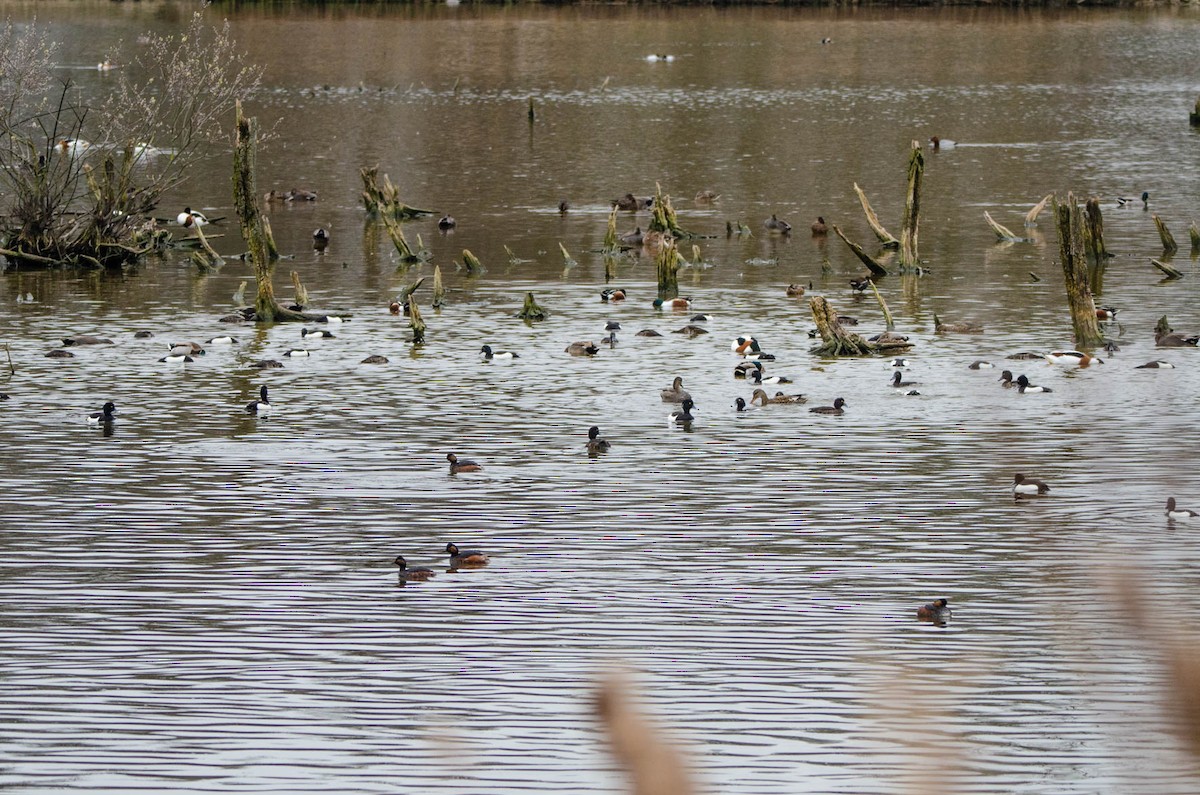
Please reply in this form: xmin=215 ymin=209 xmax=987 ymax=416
xmin=917 ymin=598 xmax=951 ymax=622
xmin=1012 ymin=473 xmax=1050 ymax=496
xmin=176 ymin=207 xmax=209 ymax=228
xmin=88 ymin=402 xmax=116 ymax=424
xmin=1015 ymin=374 xmax=1053 ymax=393
xmin=809 ymin=397 xmax=847 ymax=415
xmin=669 ymin=398 xmax=696 ymax=424
xmin=999 ymin=370 xmax=1016 ymax=388
xmin=751 ymin=388 xmax=805 ymax=405
xmin=447 ymin=453 xmax=483 ymax=474
xmin=565 ymin=341 xmax=600 ymax=357
xmin=586 ymin=425 xmax=611 ymax=454
xmin=245 ymin=385 xmax=271 ymax=414
xmin=1166 ymin=497 xmax=1199 ymax=520
xmin=619 ymin=227 xmax=644 ymax=246
xmin=437 ymin=214 xmax=456 ymax=230
xmin=811 ymin=217 xmax=828 ymax=236
xmin=660 ymin=376 xmax=692 ymax=403
xmin=1135 ymin=360 xmax=1174 ymax=369
xmin=446 ymin=542 xmax=489 ymax=566
xmin=653 ymin=297 xmax=692 ymax=310
xmin=480 ymin=344 xmax=519 ymax=360
xmin=1045 ymin=350 xmax=1103 ymax=367
xmin=394 ymin=556 xmax=436 ymax=581
xmin=891 ymin=371 xmax=919 ymax=388
xmin=764 ymin=214 xmax=792 ymax=234
xmin=929 ymin=136 xmax=956 ymax=150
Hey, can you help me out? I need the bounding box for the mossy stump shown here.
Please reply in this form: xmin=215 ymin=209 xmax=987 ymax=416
xmin=1053 ymin=193 xmax=1104 ymax=348
xmin=517 ymin=291 xmax=549 ymax=322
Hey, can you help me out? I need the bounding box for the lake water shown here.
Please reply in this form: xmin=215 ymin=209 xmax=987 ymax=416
xmin=3 ymin=2 xmax=1200 ymax=793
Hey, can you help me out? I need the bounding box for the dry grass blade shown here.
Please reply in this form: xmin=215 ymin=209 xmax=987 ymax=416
xmin=594 ymin=674 xmax=696 ymax=795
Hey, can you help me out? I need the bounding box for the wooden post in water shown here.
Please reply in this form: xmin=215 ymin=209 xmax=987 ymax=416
xmin=432 ymin=265 xmax=445 ymax=309
xmin=1153 ymin=215 xmax=1179 ymax=256
xmin=832 ymin=225 xmax=888 ymax=278
xmin=462 ymin=249 xmax=483 ymax=275
xmin=899 ymin=141 xmax=924 ymax=270
xmin=233 ymin=101 xmax=304 ymax=323
xmin=656 ymin=239 xmax=681 ymax=298
xmin=290 ymin=271 xmax=308 ymax=309
xmin=1053 ymin=193 xmax=1104 ymax=348
xmin=809 ymin=295 xmax=873 ymax=356
xmin=1188 ymin=222 xmax=1200 ymax=254
xmin=1083 ymin=198 xmax=1109 ymax=260
xmin=517 ymin=291 xmax=549 ymax=322
xmin=408 ymin=296 xmax=425 ymax=344
xmin=853 ymin=183 xmax=900 ymax=249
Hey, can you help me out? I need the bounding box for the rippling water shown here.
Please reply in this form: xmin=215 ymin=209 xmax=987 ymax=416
xmin=3 ymin=3 xmax=1200 ymax=793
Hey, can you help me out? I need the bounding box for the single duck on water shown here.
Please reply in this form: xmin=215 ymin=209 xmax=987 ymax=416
xmin=891 ymin=371 xmax=919 ymax=389
xmin=88 ymin=402 xmax=116 ymax=424
xmin=653 ymin=297 xmax=692 ymax=311
xmin=764 ymin=214 xmax=792 ymax=234
xmin=917 ymin=598 xmax=951 ymax=623
xmin=1166 ymin=497 xmax=1199 ymax=520
xmin=1015 ymin=374 xmax=1053 ymax=393
xmin=480 ymin=344 xmax=519 ymax=360
xmin=751 ymin=388 xmax=806 ymax=405
xmin=999 ymin=370 xmax=1016 ymax=388
xmin=809 ymin=397 xmax=847 ymax=415
xmin=176 ymin=207 xmax=210 ymax=228
xmin=669 ymin=398 xmax=696 ymax=425
xmin=1045 ymin=350 xmax=1103 ymax=367
xmin=660 ymin=376 xmax=692 ymax=403
xmin=565 ymin=341 xmax=600 ymax=357
xmin=394 ymin=556 xmax=436 ymax=581
xmin=245 ymin=385 xmax=271 ymax=414
xmin=750 ymin=370 xmax=793 ymax=386
xmin=586 ymin=425 xmax=612 ymax=454
xmin=446 ymin=542 xmax=489 ymax=566
xmin=1012 ymin=473 xmax=1050 ymax=497
xmin=446 ymin=453 xmax=483 ymax=474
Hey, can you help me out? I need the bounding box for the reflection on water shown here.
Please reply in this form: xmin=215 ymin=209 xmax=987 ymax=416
xmin=3 ymin=3 xmax=1200 ymax=793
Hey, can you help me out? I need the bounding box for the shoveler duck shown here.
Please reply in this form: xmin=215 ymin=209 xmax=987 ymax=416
xmin=672 ymin=325 xmax=708 ymax=338
xmin=1166 ymin=497 xmax=1199 ymax=520
xmin=87 ymin=402 xmax=116 ymax=424
xmin=999 ymin=370 xmax=1015 ymax=387
xmin=653 ymin=297 xmax=691 ymax=310
xmin=934 ymin=314 xmax=983 ymax=334
xmin=586 ymin=425 xmax=611 ymax=454
xmin=917 ymin=598 xmax=951 ymax=622
xmin=446 ymin=453 xmax=482 ymax=474
xmin=968 ymin=360 xmax=994 ymax=370
xmin=811 ymin=217 xmax=828 ymax=236
xmin=751 ymin=388 xmax=805 ymax=405
xmin=437 ymin=215 xmax=456 ymax=230
xmin=734 ymin=361 xmax=763 ymax=379
xmin=245 ymin=385 xmax=271 ymax=414
xmin=1013 ymin=473 xmax=1050 ymax=496
xmin=786 ymin=284 xmax=806 ymax=298
xmin=731 ymin=336 xmax=758 ymax=354
xmin=929 ymin=136 xmax=956 ymax=150
xmin=1015 ymin=374 xmax=1053 ymax=393
xmin=480 ymin=344 xmax=518 ymax=360
xmin=1045 ymin=350 xmax=1103 ymax=367
xmin=669 ymin=398 xmax=696 ymax=424
xmin=56 ymin=139 xmax=90 ymax=156
xmin=660 ymin=376 xmax=692 ymax=403
xmin=601 ymin=288 xmax=627 ymax=302
xmin=176 ymin=207 xmax=209 ymax=228
xmin=1135 ymin=360 xmax=1174 ymax=369
xmin=394 ymin=556 xmax=436 ymax=581
xmin=565 ymin=341 xmax=600 ymax=356
xmin=1096 ymin=306 xmax=1118 ymax=321
xmin=809 ymin=397 xmax=846 ymax=415
xmin=445 ymin=542 xmax=489 ymax=565
xmin=764 ymin=214 xmax=792 ymax=234
xmin=750 ymin=370 xmax=792 ymax=386
xmin=891 ymin=371 xmax=919 ymax=388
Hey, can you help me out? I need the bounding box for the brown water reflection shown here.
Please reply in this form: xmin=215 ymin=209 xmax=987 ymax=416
xmin=2 ymin=3 xmax=1200 ymax=793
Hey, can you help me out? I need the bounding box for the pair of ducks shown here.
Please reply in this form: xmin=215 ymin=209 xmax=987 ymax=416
xmin=998 ymin=371 xmax=1053 ymax=393
xmin=394 ymin=543 xmax=489 ymax=581
xmin=764 ymin=215 xmax=828 ymax=235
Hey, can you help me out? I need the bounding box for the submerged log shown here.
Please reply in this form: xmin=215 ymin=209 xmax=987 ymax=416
xmin=189 ymin=223 xmax=224 ymax=271
xmin=232 ymin=101 xmax=308 ymax=323
xmin=852 ymin=182 xmax=900 ymax=248
xmin=984 ymin=211 xmax=1023 ymax=242
xmin=1025 ymin=194 xmax=1053 ymax=227
xmin=899 ymin=141 xmax=924 ymax=270
xmin=382 ymin=215 xmax=424 ymax=263
xmin=832 ymin=225 xmax=888 ymax=278
xmin=1189 ymin=221 xmax=1199 ymax=253
xmin=1154 ymin=214 xmax=1179 ymax=256
xmin=867 ymin=280 xmax=895 ymax=332
xmin=809 ymin=295 xmax=874 ymax=356
xmin=359 ymin=167 xmax=434 ymax=219
xmin=290 ymin=271 xmax=308 ymax=308
xmin=1151 ymin=259 xmax=1183 ymax=279
xmin=462 ymin=248 xmax=483 ymax=275
xmin=517 ymin=291 xmax=549 ymax=322
xmin=1053 ymin=193 xmax=1104 ymax=348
